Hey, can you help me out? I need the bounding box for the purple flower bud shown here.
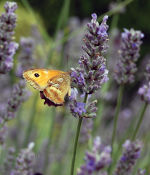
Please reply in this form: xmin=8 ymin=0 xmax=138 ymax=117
xmin=77 ymin=137 xmax=111 ymax=175
xmin=115 ymin=140 xmax=142 ymax=175
xmin=4 ymin=2 xmax=17 ymax=13
xmin=69 ymin=88 xmax=78 ymax=101
xmin=114 ymin=28 xmax=144 ymax=84
xmin=0 ymin=1 xmax=18 ymax=74
xmin=91 ymin=13 xmax=97 ymax=20
xmin=73 ymin=102 xmax=86 ymax=116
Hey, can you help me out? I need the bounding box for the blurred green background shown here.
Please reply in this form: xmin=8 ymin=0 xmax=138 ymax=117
xmin=3 ymin=0 xmax=149 ymax=57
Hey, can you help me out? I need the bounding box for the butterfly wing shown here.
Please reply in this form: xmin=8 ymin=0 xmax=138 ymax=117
xmin=43 ymin=72 xmax=71 ymax=105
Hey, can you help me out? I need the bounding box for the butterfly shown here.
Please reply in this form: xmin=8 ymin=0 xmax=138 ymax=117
xmin=23 ymin=69 xmax=71 ymax=106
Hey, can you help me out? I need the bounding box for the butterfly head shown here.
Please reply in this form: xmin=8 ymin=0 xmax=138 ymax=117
xmin=23 ymin=69 xmax=49 ymax=91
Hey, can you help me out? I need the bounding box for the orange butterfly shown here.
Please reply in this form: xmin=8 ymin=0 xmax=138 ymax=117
xmin=23 ymin=69 xmax=71 ymax=106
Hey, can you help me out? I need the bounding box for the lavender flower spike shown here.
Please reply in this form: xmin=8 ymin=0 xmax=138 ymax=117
xmin=0 ymin=80 xmax=28 ymax=124
xmin=114 ymin=29 xmax=144 ymax=84
xmin=77 ymin=137 xmax=111 ymax=175
xmin=71 ymin=13 xmax=109 ymax=95
xmin=70 ymin=13 xmax=109 ymax=175
xmin=0 ymin=1 xmax=18 ymax=74
xmin=10 ymin=142 xmax=35 ymax=175
xmin=114 ymin=140 xmax=142 ymax=175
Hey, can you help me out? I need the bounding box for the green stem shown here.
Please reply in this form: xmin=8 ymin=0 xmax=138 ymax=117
xmin=70 ymin=117 xmax=83 ymax=175
xmin=23 ymin=93 xmax=39 ymax=147
xmin=108 ymin=103 xmax=147 ymax=174
xmin=108 ymin=113 xmax=136 ymax=174
xmin=43 ymin=108 xmax=55 ymax=174
xmin=132 ymin=102 xmax=148 ymax=140
xmin=111 ymin=85 xmax=124 ymax=153
xmin=108 ymin=85 xmax=124 ymax=175
xmin=70 ymin=94 xmax=88 ymax=175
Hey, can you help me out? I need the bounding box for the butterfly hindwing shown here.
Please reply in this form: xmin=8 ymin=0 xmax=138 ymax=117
xmin=43 ymin=72 xmax=71 ymax=105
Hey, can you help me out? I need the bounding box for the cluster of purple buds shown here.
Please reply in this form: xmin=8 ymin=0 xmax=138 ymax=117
xmin=0 ymin=80 xmax=27 ymax=123
xmin=114 ymin=29 xmax=144 ymax=84
xmin=71 ymin=13 xmax=109 ymax=95
xmin=70 ymin=13 xmax=109 ymax=118
xmin=69 ymin=88 xmax=97 ymax=118
xmin=6 ymin=80 xmax=27 ymax=120
xmin=10 ymin=142 xmax=35 ymax=175
xmin=16 ymin=37 xmax=35 ymax=77
xmin=77 ymin=137 xmax=111 ymax=175
xmin=114 ymin=140 xmax=142 ymax=175
xmin=0 ymin=1 xmax=18 ymax=74
xmin=138 ymin=82 xmax=150 ymax=104
xmin=70 ymin=101 xmax=86 ymax=117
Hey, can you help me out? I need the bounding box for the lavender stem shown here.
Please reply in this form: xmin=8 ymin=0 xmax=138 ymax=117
xmin=132 ymin=103 xmax=148 ymax=140
xmin=70 ymin=93 xmax=88 ymax=175
xmin=111 ymin=85 xmax=124 ymax=153
xmin=110 ymin=104 xmax=146 ymax=174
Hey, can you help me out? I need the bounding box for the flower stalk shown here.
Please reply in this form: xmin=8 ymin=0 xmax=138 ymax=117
xmin=114 ymin=140 xmax=142 ymax=175
xmin=70 ymin=12 xmax=109 ymax=174
xmin=0 ymin=1 xmax=18 ymax=74
xmin=70 ymin=93 xmax=88 ymax=175
xmin=132 ymin=103 xmax=148 ymax=140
